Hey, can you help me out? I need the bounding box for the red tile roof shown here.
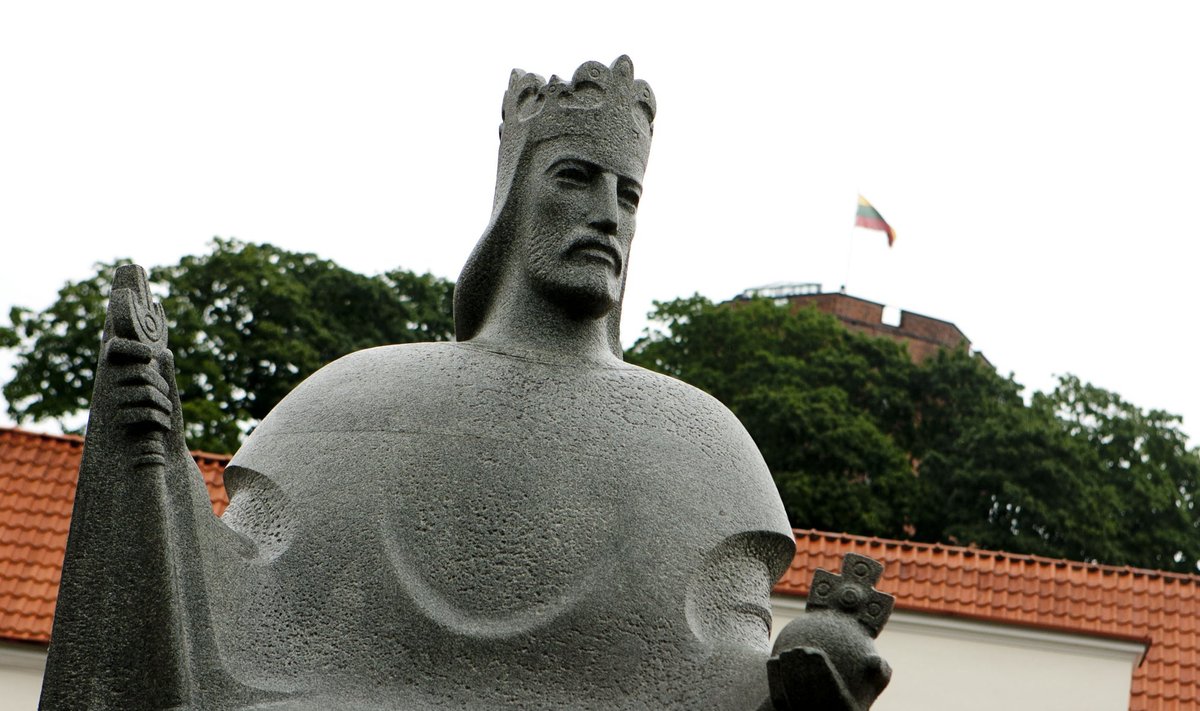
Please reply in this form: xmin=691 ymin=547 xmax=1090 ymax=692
xmin=0 ymin=426 xmax=228 ymax=645
xmin=2 ymin=428 xmax=1196 ymax=708
xmin=777 ymin=529 xmax=1200 ymax=710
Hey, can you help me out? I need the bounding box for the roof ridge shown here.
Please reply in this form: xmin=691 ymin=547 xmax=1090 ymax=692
xmin=0 ymin=593 xmax=58 ymax=604
xmin=0 ymin=426 xmax=84 ymax=445
xmin=191 ymin=449 xmax=233 ymax=463
xmin=1 ymin=425 xmax=231 ymax=462
xmin=793 ymin=529 xmax=1200 ymax=584
xmin=0 ymin=540 xmax=71 ymax=553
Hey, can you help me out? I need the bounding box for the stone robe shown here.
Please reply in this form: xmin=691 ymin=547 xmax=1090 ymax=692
xmin=198 ymin=341 xmax=794 ymax=709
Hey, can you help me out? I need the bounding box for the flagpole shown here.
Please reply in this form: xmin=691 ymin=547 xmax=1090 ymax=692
xmin=843 ymin=193 xmax=859 ymax=292
xmin=848 ymin=194 xmax=896 ymax=293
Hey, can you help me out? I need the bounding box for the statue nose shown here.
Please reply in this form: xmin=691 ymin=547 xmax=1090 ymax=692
xmin=589 ymin=174 xmax=620 ymax=235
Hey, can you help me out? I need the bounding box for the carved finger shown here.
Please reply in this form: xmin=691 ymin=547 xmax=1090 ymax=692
xmin=769 ymin=647 xmax=857 ymax=711
xmin=113 ymin=363 xmax=170 ymax=396
xmin=156 ymin=348 xmax=177 ymax=378
xmin=106 ymin=337 xmax=156 ymax=365
xmin=114 ymin=406 xmax=172 ymax=431
xmin=112 ymin=383 xmax=173 ymax=415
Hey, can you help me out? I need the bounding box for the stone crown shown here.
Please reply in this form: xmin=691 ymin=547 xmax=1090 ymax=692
xmin=499 ymin=55 xmax=655 ymax=166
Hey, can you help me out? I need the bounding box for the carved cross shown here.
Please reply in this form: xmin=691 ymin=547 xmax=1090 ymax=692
xmin=806 ymin=553 xmax=894 ymax=638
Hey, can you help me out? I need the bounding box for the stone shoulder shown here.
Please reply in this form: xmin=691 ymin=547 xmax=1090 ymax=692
xmin=313 ymin=343 xmax=742 ymax=419
xmin=294 ymin=342 xmax=463 ymax=387
xmin=257 ymin=343 xmax=758 ymax=454
xmin=320 ymin=341 xmax=458 ymax=369
xmin=619 ymin=361 xmax=746 ymax=421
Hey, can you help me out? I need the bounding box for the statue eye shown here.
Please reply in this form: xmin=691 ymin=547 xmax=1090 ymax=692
xmin=619 ymin=187 xmax=640 ymax=210
xmin=555 ymin=166 xmax=591 ymax=184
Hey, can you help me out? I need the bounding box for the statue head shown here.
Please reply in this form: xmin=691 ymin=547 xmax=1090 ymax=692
xmin=455 ymin=56 xmax=656 ymax=357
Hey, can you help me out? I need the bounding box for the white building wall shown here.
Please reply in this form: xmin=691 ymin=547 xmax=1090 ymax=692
xmin=771 ymin=596 xmax=1144 ymax=711
xmin=0 ymin=643 xmax=44 ymax=711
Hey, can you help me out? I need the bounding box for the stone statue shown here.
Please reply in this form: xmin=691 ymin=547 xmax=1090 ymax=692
xmin=41 ymin=57 xmax=892 ymax=710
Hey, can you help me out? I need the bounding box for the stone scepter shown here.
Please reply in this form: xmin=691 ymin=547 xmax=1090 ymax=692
xmin=40 ymin=265 xmax=260 ymax=709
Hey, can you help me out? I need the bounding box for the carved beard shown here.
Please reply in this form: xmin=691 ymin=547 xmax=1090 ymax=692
xmin=524 ymin=239 xmax=622 ymax=321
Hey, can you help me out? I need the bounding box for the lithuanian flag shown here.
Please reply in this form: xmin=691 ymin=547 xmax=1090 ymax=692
xmin=855 ymin=195 xmax=895 ymax=247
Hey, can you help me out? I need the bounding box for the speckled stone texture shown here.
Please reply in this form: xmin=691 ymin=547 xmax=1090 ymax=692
xmin=40 ymin=56 xmax=892 ymax=710
xmin=214 ymin=341 xmax=794 ymax=709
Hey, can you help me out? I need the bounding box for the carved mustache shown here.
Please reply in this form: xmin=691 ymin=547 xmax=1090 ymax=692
xmin=565 ymin=235 xmax=623 ymax=275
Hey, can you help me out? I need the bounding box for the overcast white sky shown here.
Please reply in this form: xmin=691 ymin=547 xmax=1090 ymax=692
xmin=2 ymin=1 xmax=1197 ymax=443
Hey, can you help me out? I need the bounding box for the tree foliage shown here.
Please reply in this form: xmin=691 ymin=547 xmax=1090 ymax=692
xmin=629 ymin=296 xmax=917 ymax=537
xmin=3 ymin=239 xmax=454 ymax=453
xmin=1033 ymin=376 xmax=1200 ymax=570
xmin=628 ymin=296 xmax=1200 ymax=572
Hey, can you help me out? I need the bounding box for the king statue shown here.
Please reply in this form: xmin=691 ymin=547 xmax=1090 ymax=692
xmin=40 ymin=57 xmax=893 ymax=710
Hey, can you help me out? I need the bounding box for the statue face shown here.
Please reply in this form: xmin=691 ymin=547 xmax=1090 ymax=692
xmin=512 ymin=137 xmax=643 ymax=319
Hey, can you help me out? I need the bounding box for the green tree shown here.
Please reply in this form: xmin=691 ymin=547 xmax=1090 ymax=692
xmin=3 ymin=238 xmax=454 ymax=453
xmin=629 ymin=295 xmax=1200 ymax=572
xmin=909 ymin=354 xmax=1123 ymax=562
xmin=1032 ymin=376 xmax=1200 ymax=571
xmin=628 ymin=296 xmax=920 ymax=537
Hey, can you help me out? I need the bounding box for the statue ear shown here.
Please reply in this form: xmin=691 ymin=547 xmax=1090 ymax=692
xmin=767 ymin=647 xmax=860 ymax=711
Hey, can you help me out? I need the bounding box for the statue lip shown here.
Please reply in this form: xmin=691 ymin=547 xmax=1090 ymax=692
xmin=567 ymin=235 xmax=622 ymax=275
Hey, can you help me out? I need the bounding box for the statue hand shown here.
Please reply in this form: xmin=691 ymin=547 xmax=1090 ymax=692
xmin=766 ymin=614 xmax=892 ymax=711
xmin=768 ymin=645 xmax=858 ymax=711
xmin=102 ymin=336 xmax=175 ymax=432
